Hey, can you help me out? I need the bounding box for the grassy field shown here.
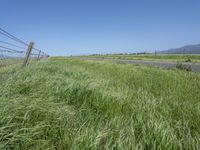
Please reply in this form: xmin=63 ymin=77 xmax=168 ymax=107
xmin=0 ymin=57 xmax=200 ymax=149
xmin=0 ymin=58 xmax=24 ymax=67
xmin=83 ymin=54 xmax=200 ymax=62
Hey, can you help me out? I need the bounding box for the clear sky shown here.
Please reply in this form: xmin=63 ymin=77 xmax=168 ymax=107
xmin=1 ymin=0 xmax=200 ymax=56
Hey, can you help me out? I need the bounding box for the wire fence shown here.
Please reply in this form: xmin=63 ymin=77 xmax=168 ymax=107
xmin=0 ymin=27 xmax=49 ymax=68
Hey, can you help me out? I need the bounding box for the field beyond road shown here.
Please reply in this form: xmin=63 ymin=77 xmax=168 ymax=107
xmin=82 ymin=54 xmax=200 ymax=62
xmin=0 ymin=57 xmax=200 ymax=149
xmin=80 ymin=57 xmax=200 ymax=72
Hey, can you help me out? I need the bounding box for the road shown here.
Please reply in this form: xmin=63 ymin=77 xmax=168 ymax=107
xmin=79 ymin=57 xmax=200 ymax=73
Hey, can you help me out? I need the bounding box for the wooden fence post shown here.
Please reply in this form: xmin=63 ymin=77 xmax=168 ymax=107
xmin=22 ymin=42 xmax=34 ymax=67
xmin=37 ymin=50 xmax=41 ymax=61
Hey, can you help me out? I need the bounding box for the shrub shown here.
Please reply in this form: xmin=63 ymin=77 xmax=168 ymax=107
xmin=176 ymin=63 xmax=192 ymax=71
xmin=185 ymin=57 xmax=192 ymax=62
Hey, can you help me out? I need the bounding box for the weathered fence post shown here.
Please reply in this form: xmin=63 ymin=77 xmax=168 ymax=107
xmin=22 ymin=42 xmax=34 ymax=67
xmin=37 ymin=50 xmax=41 ymax=61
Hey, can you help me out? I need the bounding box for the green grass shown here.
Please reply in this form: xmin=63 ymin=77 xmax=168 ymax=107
xmin=83 ymin=54 xmax=200 ymax=62
xmin=0 ymin=58 xmax=24 ymax=68
xmin=0 ymin=57 xmax=200 ymax=149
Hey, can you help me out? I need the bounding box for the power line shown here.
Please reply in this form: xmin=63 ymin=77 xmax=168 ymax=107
xmin=0 ymin=40 xmax=27 ymax=50
xmin=0 ymin=28 xmax=28 ymax=46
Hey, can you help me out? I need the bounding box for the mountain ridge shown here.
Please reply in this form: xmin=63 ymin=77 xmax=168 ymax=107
xmin=159 ymin=44 xmax=200 ymax=54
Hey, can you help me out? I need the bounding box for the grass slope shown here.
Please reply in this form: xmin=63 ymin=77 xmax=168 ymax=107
xmin=0 ymin=57 xmax=200 ymax=149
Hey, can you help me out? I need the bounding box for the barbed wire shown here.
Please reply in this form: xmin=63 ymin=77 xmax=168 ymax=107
xmin=0 ymin=45 xmax=24 ymax=53
xmin=0 ymin=27 xmax=47 ymax=54
xmin=0 ymin=27 xmax=49 ymax=67
xmin=0 ymin=40 xmax=27 ymax=50
xmin=0 ymin=28 xmax=28 ymax=46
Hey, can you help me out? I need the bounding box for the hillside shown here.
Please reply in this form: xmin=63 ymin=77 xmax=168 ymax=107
xmin=0 ymin=58 xmax=200 ymax=149
xmin=159 ymin=44 xmax=200 ymax=54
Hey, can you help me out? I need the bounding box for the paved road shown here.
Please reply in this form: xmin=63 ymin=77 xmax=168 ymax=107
xmin=79 ymin=57 xmax=200 ymax=73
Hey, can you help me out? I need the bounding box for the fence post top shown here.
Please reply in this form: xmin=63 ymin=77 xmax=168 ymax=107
xmin=29 ymin=42 xmax=34 ymax=45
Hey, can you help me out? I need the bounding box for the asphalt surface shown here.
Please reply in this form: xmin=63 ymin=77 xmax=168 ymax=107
xmin=80 ymin=57 xmax=200 ymax=73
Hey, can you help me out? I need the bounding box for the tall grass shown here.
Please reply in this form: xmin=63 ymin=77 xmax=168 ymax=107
xmin=0 ymin=58 xmax=23 ymax=67
xmin=0 ymin=57 xmax=200 ymax=149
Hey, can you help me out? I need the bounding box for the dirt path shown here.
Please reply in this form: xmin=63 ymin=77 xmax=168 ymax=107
xmin=79 ymin=57 xmax=200 ymax=72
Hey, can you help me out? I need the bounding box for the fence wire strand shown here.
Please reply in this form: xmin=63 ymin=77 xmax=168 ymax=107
xmin=0 ymin=28 xmax=49 ymax=67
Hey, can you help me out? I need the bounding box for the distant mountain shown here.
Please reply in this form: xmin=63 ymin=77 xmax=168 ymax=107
xmin=159 ymin=44 xmax=200 ymax=54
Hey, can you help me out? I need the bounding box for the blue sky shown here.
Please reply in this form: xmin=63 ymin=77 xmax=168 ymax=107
xmin=1 ymin=0 xmax=200 ymax=56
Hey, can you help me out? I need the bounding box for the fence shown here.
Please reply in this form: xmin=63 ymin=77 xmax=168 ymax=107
xmin=0 ymin=28 xmax=49 ymax=68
